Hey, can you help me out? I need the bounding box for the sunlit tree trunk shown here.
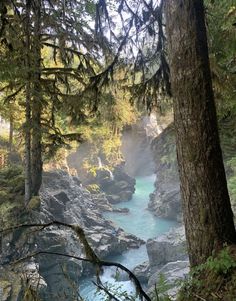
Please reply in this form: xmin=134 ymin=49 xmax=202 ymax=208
xmin=165 ymin=0 xmax=236 ymax=266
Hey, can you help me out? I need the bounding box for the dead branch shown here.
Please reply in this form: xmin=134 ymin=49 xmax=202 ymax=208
xmin=1 ymin=221 xmax=151 ymax=301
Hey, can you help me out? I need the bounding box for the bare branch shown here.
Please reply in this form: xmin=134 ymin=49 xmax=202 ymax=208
xmin=1 ymin=221 xmax=151 ymax=301
xmin=93 ymin=281 xmax=121 ymax=301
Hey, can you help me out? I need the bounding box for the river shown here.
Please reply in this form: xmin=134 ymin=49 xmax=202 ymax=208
xmin=79 ymin=174 xmax=177 ymax=300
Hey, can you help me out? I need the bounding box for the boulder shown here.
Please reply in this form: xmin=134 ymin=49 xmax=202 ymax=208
xmin=147 ymin=226 xmax=187 ymax=269
xmin=148 ymin=260 xmax=189 ymax=300
xmin=83 ymin=165 xmax=136 ymax=204
xmin=113 ymin=207 xmax=129 ymax=213
xmin=133 ymin=261 xmax=150 ymax=283
xmin=107 ymin=194 xmax=123 ymax=204
xmin=149 ymin=188 xmax=182 ymax=221
xmin=90 ymin=193 xmax=113 ymax=212
xmin=148 ymin=260 xmax=189 ymax=287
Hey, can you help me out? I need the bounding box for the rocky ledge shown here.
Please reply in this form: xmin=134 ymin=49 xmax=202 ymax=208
xmin=148 ymin=125 xmax=182 ymax=222
xmin=0 ymin=170 xmax=144 ymax=301
xmin=133 ymin=226 xmax=189 ymax=300
xmin=94 ymin=164 xmax=136 ymax=204
xmin=147 ymin=226 xmax=187 ymax=269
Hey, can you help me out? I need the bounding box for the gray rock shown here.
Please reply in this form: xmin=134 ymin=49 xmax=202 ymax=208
xmin=149 ymin=125 xmax=182 ymax=222
xmin=148 ymin=260 xmax=189 ymax=287
xmin=133 ymin=261 xmax=150 ymax=283
xmin=113 ymin=207 xmax=129 ymax=213
xmin=107 ymin=194 xmax=123 ymax=204
xmin=90 ymin=193 xmax=113 ymax=212
xmin=1 ymin=170 xmax=144 ymax=300
xmin=147 ymin=226 xmax=187 ymax=269
xmin=149 ymin=189 xmax=182 ymax=221
xmin=22 ymin=262 xmax=47 ymax=291
xmin=148 ymin=260 xmax=189 ymax=300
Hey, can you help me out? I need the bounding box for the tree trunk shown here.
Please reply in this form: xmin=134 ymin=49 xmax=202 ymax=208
xmin=164 ymin=0 xmax=236 ymax=266
xmin=8 ymin=114 xmax=13 ymax=152
xmin=24 ymin=0 xmax=32 ymax=204
xmin=31 ymin=0 xmax=42 ymax=196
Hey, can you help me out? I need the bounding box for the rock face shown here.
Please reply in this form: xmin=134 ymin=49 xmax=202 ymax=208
xmin=149 ymin=125 xmax=182 ymax=222
xmin=148 ymin=260 xmax=189 ymax=287
xmin=145 ymin=226 xmax=188 ymax=300
xmin=147 ymin=260 xmax=190 ymax=300
xmin=132 ymin=261 xmax=150 ymax=283
xmin=95 ymin=165 xmax=136 ymax=203
xmin=131 ymin=226 xmax=188 ymax=299
xmin=149 ymin=188 xmax=181 ymax=221
xmin=147 ymin=226 xmax=187 ymax=270
xmin=0 ymin=170 xmax=144 ymax=300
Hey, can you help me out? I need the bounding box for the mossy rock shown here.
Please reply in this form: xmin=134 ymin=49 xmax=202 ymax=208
xmin=0 ymin=280 xmax=12 ymax=301
xmin=27 ymin=196 xmax=41 ymax=211
xmin=0 ymin=270 xmax=26 ymax=301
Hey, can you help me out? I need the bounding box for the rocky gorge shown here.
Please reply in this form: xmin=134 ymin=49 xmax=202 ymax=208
xmin=0 ymin=169 xmax=144 ymax=301
xmin=0 ymin=116 xmax=190 ymax=301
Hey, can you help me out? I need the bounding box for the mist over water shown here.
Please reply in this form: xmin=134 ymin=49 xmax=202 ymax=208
xmin=72 ymin=119 xmax=177 ymax=300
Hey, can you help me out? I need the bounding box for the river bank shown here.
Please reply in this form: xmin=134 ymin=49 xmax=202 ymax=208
xmin=79 ymin=174 xmax=186 ymax=300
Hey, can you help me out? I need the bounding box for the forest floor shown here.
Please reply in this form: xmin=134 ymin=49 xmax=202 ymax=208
xmin=178 ymin=245 xmax=236 ymax=301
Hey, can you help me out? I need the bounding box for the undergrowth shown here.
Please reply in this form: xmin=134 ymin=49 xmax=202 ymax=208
xmin=0 ymin=165 xmax=25 ymax=227
xmin=178 ymin=246 xmax=236 ymax=301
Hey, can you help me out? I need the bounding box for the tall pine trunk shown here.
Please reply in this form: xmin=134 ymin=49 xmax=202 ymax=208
xmin=31 ymin=0 xmax=42 ymax=196
xmin=165 ymin=0 xmax=236 ymax=266
xmin=24 ymin=0 xmax=32 ymax=203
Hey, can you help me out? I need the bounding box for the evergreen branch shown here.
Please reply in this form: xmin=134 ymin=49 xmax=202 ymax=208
xmin=89 ymin=16 xmax=134 ymax=89
xmin=42 ymin=67 xmax=79 ymax=72
xmin=42 ymin=71 xmax=86 ymax=84
xmin=0 ymin=82 xmax=21 ymax=92
xmin=42 ymin=42 xmax=87 ymax=58
xmin=3 ymin=84 xmax=24 ymax=103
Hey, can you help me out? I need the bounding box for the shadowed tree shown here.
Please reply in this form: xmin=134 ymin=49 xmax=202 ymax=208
xmin=164 ymin=0 xmax=236 ymax=266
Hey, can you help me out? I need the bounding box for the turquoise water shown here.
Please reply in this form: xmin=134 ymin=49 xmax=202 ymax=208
xmin=79 ymin=174 xmax=177 ymax=300
xmin=104 ymin=175 xmax=176 ymax=240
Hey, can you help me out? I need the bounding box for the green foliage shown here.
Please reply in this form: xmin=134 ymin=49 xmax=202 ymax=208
xmin=0 ymin=164 xmax=23 ymax=182
xmin=26 ymin=196 xmax=41 ymax=211
xmin=178 ymin=246 xmax=236 ymax=301
xmin=94 ymin=282 xmax=137 ymax=301
xmin=86 ymin=184 xmax=100 ymax=194
xmin=150 ymin=274 xmax=172 ymax=301
xmin=205 ymin=248 xmax=236 ymax=275
xmin=0 ymin=165 xmax=24 ymax=223
xmin=228 ymin=175 xmax=236 ymax=204
xmin=205 ymin=0 xmax=236 ymax=117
